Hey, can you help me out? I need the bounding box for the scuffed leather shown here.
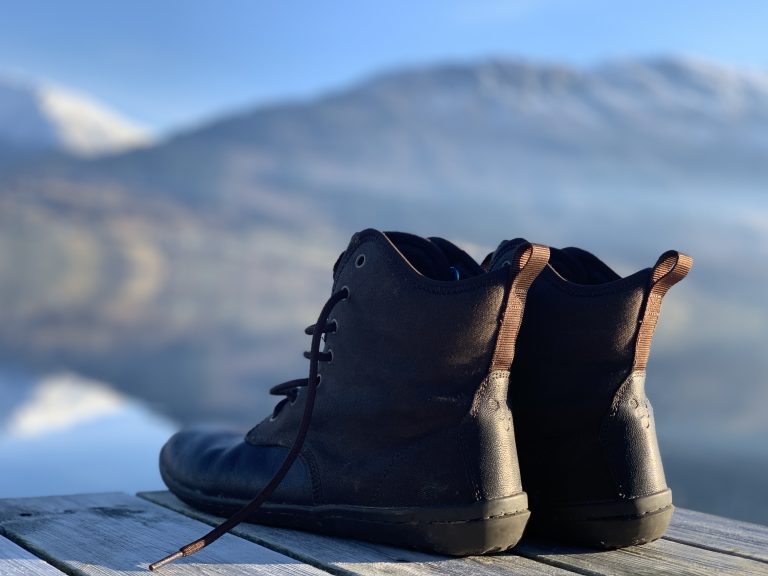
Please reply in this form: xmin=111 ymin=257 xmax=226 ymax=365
xmin=459 ymin=371 xmax=523 ymax=501
xmin=160 ymin=427 xmax=314 ymax=504
xmin=600 ymin=371 xmax=667 ymax=499
xmin=246 ymin=229 xmax=525 ymax=507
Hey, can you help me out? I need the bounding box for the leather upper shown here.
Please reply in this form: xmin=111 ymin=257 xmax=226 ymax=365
xmin=248 ymin=229 xmax=521 ymax=506
xmin=160 ymin=427 xmax=314 ymax=504
xmin=161 ymin=229 xmax=528 ymax=510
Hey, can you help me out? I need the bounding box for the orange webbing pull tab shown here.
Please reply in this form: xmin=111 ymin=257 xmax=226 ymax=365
xmin=633 ymin=250 xmax=693 ymax=372
xmin=490 ymin=243 xmax=550 ymax=373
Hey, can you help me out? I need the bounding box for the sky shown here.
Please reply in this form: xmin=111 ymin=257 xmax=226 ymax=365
xmin=1 ymin=0 xmax=767 ymax=134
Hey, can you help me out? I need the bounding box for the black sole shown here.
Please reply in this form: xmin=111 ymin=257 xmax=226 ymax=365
xmin=164 ymin=474 xmax=530 ymax=556
xmin=527 ymin=489 xmax=673 ymax=548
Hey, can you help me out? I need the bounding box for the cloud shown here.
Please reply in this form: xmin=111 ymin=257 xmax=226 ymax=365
xmin=4 ymin=372 xmax=125 ymax=438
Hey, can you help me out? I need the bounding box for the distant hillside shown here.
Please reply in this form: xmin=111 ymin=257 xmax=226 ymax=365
xmin=0 ymin=77 xmax=151 ymax=161
xmin=10 ymin=56 xmax=767 ymax=204
xmin=1 ymin=57 xmax=767 ymax=451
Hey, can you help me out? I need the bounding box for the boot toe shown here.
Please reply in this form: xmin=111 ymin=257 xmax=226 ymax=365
xmin=159 ymin=426 xmax=313 ymax=511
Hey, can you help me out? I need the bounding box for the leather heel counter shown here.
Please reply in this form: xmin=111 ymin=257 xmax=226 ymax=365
xmin=595 ymin=250 xmax=689 ymax=501
xmin=459 ymin=371 xmax=524 ymax=501
xmin=600 ymin=371 xmax=668 ymax=499
xmin=378 ymin=372 xmax=524 ymax=506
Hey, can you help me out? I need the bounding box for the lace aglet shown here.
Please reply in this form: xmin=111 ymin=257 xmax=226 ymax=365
xmin=149 ymin=550 xmax=183 ymax=571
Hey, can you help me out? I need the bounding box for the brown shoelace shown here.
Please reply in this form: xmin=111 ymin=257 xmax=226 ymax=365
xmin=149 ymin=286 xmax=349 ymax=571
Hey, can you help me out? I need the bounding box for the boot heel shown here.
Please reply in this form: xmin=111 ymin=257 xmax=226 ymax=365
xmin=332 ymin=493 xmax=531 ymax=556
xmin=413 ymin=506 xmax=531 ymax=556
xmin=528 ymin=489 xmax=673 ymax=548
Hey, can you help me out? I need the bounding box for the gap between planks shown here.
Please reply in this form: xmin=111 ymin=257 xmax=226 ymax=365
xmin=665 ymin=507 xmax=768 ymax=564
xmin=139 ymin=491 xmax=768 ymax=576
xmin=0 ymin=535 xmax=66 ymax=575
xmin=0 ymin=492 xmax=331 ymax=576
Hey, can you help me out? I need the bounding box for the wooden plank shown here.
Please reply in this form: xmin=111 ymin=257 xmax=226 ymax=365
xmin=0 ymin=536 xmax=66 ymax=575
xmin=512 ymin=537 xmax=768 ymax=576
xmin=0 ymin=492 xmax=329 ymax=575
xmin=140 ymin=491 xmax=579 ymax=576
xmin=665 ymin=508 xmax=768 ymax=564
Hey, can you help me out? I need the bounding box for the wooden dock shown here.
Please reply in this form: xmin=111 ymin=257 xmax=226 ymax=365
xmin=1 ymin=491 xmax=766 ymax=575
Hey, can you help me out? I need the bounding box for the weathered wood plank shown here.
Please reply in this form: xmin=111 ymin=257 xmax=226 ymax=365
xmin=139 ymin=491 xmax=579 ymax=576
xmin=666 ymin=508 xmax=768 ymax=564
xmin=0 ymin=536 xmax=66 ymax=575
xmin=513 ymin=537 xmax=768 ymax=576
xmin=0 ymin=492 xmax=329 ymax=575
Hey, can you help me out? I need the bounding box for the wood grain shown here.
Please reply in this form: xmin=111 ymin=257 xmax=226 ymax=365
xmin=139 ymin=491 xmax=578 ymax=576
xmin=666 ymin=507 xmax=768 ymax=563
xmin=513 ymin=537 xmax=768 ymax=576
xmin=0 ymin=536 xmax=65 ymax=575
xmin=5 ymin=491 xmax=767 ymax=576
xmin=0 ymin=492 xmax=329 ymax=576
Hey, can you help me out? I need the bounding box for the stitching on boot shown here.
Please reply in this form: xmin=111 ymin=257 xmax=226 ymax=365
xmin=341 ymin=238 xmax=508 ymax=296
xmin=457 ymin=414 xmax=483 ymax=501
xmin=531 ymin=259 xmax=651 ymax=297
xmin=600 ymin=374 xmax=635 ymax=495
xmin=298 ymin=447 xmax=323 ymax=505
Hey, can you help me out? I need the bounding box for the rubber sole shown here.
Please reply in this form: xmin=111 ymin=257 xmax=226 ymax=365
xmin=164 ymin=474 xmax=530 ymax=556
xmin=527 ymin=489 xmax=673 ymax=548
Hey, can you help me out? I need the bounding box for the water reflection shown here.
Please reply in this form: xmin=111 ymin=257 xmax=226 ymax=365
xmin=0 ymin=370 xmax=175 ymax=497
xmin=2 ymin=366 xmax=767 ymax=527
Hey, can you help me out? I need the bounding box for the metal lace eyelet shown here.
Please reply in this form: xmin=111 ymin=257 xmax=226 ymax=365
xmin=326 ymin=349 xmax=334 ymax=364
xmin=316 ymin=373 xmax=322 ymax=388
xmin=341 ymin=285 xmax=350 ymax=300
xmin=329 ymin=318 xmax=339 ymax=333
xmin=355 ymin=254 xmax=366 ymax=268
xmin=501 ymin=260 xmax=511 ymax=267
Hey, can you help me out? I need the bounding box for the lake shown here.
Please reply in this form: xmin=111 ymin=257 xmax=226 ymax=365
xmin=0 ymin=369 xmax=173 ymax=497
xmin=2 ymin=367 xmax=766 ymax=526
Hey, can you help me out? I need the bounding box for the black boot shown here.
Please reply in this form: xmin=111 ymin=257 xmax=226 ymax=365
xmin=486 ymin=241 xmax=691 ymax=548
xmin=157 ymin=229 xmax=549 ymax=562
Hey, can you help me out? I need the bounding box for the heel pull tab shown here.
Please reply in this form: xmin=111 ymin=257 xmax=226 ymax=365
xmin=490 ymin=243 xmax=550 ymax=373
xmin=633 ymin=250 xmax=693 ymax=372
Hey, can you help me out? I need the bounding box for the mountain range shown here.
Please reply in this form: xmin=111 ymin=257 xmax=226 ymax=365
xmin=0 ymin=77 xmax=150 ymax=165
xmin=8 ymin=57 xmax=768 ymax=200
xmin=1 ymin=57 xmax=767 ymax=483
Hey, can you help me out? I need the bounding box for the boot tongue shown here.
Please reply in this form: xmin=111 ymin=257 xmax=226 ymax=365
xmin=488 ymin=238 xmax=619 ymax=284
xmin=552 ymin=247 xmax=620 ymax=284
xmin=428 ymin=236 xmax=485 ymax=279
xmin=385 ymin=232 xmax=483 ymax=281
xmin=484 ymin=238 xmax=528 ymax=271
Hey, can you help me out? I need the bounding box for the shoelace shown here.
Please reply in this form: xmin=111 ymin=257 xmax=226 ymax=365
xmin=149 ymin=286 xmax=350 ymax=571
xmin=266 ymin=320 xmax=338 ymax=413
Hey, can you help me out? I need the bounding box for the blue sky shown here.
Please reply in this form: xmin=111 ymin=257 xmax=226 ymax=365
xmin=1 ymin=1 xmax=767 ymax=133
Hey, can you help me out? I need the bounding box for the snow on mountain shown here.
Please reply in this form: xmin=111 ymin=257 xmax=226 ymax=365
xmin=88 ymin=55 xmax=764 ymax=208
xmin=2 ymin=55 xmax=768 ymax=445
xmin=0 ymin=77 xmax=152 ymax=157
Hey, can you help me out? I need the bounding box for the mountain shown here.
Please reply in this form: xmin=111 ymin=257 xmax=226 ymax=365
xmin=1 ymin=56 xmax=767 ymax=465
xmin=0 ymin=77 xmax=151 ymax=161
xmin=21 ymin=56 xmax=765 ymax=206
